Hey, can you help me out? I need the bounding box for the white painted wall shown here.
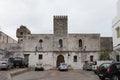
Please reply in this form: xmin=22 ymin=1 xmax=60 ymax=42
xmin=112 ymin=0 xmax=120 ymax=49
xmin=28 ymin=52 xmax=99 ymax=70
xmin=112 ymin=25 xmax=120 ymax=48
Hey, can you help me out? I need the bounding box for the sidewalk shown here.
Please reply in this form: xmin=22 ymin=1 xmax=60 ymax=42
xmin=0 ymin=68 xmax=29 ymax=80
xmin=10 ymin=68 xmax=29 ymax=77
xmin=0 ymin=72 xmax=11 ymax=80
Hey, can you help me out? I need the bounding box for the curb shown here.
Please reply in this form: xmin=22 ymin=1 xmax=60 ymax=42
xmin=10 ymin=68 xmax=29 ymax=77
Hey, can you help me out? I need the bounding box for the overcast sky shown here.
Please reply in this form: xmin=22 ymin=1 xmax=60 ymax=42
xmin=0 ymin=0 xmax=118 ymax=40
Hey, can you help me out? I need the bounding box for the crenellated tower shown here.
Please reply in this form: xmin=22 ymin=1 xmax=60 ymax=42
xmin=54 ymin=16 xmax=68 ymax=36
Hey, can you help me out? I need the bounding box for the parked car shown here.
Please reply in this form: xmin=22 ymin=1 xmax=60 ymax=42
xmin=0 ymin=58 xmax=14 ymax=70
xmin=13 ymin=57 xmax=28 ymax=68
xmin=97 ymin=63 xmax=111 ymax=76
xmin=98 ymin=62 xmax=120 ymax=80
xmin=58 ymin=63 xmax=68 ymax=71
xmin=83 ymin=62 xmax=93 ymax=71
xmin=92 ymin=60 xmax=112 ymax=74
xmin=35 ymin=63 xmax=44 ymax=71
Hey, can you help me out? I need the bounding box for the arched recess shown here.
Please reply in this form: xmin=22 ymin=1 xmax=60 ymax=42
xmin=56 ymin=55 xmax=65 ymax=67
xmin=59 ymin=39 xmax=63 ymax=48
xmin=79 ymin=39 xmax=82 ymax=47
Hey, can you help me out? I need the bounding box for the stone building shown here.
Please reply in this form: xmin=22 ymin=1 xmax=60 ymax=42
xmin=16 ymin=25 xmax=31 ymax=44
xmin=112 ymin=0 xmax=120 ymax=61
xmin=0 ymin=31 xmax=17 ymax=58
xmin=16 ymin=16 xmax=113 ymax=69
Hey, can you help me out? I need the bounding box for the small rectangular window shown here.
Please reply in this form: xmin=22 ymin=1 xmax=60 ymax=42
xmin=116 ymin=27 xmax=120 ymax=38
xmin=90 ymin=56 xmax=93 ymax=62
xmin=116 ymin=55 xmax=120 ymax=62
xmin=39 ymin=54 xmax=43 ymax=60
xmin=20 ymin=32 xmax=23 ymax=35
xmin=74 ymin=56 xmax=77 ymax=62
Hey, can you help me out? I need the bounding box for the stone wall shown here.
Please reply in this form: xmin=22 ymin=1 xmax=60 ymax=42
xmin=100 ymin=37 xmax=113 ymax=51
xmin=54 ymin=16 xmax=67 ymax=36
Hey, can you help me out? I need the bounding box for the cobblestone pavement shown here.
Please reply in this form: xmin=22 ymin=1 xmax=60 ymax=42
xmin=13 ymin=69 xmax=100 ymax=80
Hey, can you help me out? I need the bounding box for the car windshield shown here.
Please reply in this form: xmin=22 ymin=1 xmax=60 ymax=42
xmin=36 ymin=63 xmax=42 ymax=66
xmin=0 ymin=58 xmax=8 ymax=61
xmin=100 ymin=63 xmax=111 ymax=68
xmin=61 ymin=63 xmax=67 ymax=66
xmin=14 ymin=58 xmax=22 ymax=60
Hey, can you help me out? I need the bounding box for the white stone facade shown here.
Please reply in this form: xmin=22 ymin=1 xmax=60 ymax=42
xmin=112 ymin=0 xmax=120 ymax=61
xmin=26 ymin=52 xmax=99 ymax=69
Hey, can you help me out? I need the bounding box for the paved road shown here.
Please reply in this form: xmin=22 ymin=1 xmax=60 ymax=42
xmin=0 ymin=71 xmax=11 ymax=80
xmin=13 ymin=69 xmax=100 ymax=80
xmin=0 ymin=68 xmax=28 ymax=80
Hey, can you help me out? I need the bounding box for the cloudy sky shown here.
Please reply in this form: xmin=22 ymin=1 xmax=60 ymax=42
xmin=0 ymin=0 xmax=118 ymax=40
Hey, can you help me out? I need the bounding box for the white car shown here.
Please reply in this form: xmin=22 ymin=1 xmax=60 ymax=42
xmin=58 ymin=63 xmax=68 ymax=71
xmin=35 ymin=63 xmax=44 ymax=71
xmin=92 ymin=60 xmax=112 ymax=74
xmin=0 ymin=58 xmax=14 ymax=70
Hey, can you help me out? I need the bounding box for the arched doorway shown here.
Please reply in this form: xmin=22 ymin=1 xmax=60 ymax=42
xmin=56 ymin=55 xmax=65 ymax=67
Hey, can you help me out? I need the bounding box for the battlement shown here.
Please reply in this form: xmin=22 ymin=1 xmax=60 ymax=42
xmin=54 ymin=15 xmax=68 ymax=36
xmin=54 ymin=15 xmax=67 ymax=20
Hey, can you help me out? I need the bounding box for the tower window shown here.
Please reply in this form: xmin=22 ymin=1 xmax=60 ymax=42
xmin=79 ymin=39 xmax=82 ymax=47
xmin=20 ymin=32 xmax=23 ymax=35
xmin=59 ymin=39 xmax=63 ymax=48
xmin=74 ymin=56 xmax=77 ymax=62
xmin=39 ymin=39 xmax=43 ymax=48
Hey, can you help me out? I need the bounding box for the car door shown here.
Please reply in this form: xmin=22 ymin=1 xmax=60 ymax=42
xmin=116 ymin=63 xmax=120 ymax=77
xmin=8 ymin=59 xmax=11 ymax=69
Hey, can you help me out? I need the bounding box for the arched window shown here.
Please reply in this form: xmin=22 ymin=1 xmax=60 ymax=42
xmin=39 ymin=39 xmax=43 ymax=48
xmin=59 ymin=39 xmax=63 ymax=48
xmin=79 ymin=39 xmax=82 ymax=47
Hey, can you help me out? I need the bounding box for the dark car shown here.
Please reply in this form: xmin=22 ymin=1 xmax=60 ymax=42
xmin=98 ymin=62 xmax=120 ymax=80
xmin=35 ymin=63 xmax=44 ymax=71
xmin=13 ymin=57 xmax=28 ymax=68
xmin=97 ymin=63 xmax=111 ymax=76
xmin=83 ymin=63 xmax=93 ymax=71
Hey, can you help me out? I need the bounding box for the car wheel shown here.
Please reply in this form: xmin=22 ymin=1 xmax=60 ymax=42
xmin=99 ymin=77 xmax=105 ymax=80
xmin=35 ymin=68 xmax=37 ymax=71
xmin=111 ymin=75 xmax=119 ymax=80
xmin=94 ymin=71 xmax=97 ymax=74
